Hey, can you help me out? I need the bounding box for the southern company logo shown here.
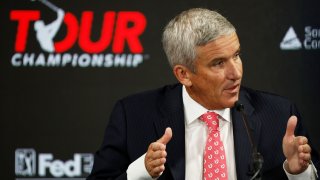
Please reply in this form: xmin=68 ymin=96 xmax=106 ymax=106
xmin=280 ymin=26 xmax=320 ymax=50
xmin=10 ymin=0 xmax=148 ymax=68
xmin=280 ymin=27 xmax=302 ymax=50
xmin=15 ymin=148 xmax=93 ymax=178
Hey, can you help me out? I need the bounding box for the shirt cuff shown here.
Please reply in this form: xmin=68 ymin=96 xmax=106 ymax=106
xmin=283 ymin=160 xmax=316 ymax=180
xmin=127 ymin=153 xmax=155 ymax=180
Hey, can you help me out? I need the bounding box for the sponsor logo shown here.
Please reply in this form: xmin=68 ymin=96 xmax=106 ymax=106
xmin=280 ymin=26 xmax=302 ymax=50
xmin=10 ymin=0 xmax=148 ymax=67
xmin=304 ymin=26 xmax=320 ymax=50
xmin=15 ymin=148 xmax=93 ymax=178
xmin=15 ymin=149 xmax=36 ymax=176
xmin=280 ymin=26 xmax=320 ymax=50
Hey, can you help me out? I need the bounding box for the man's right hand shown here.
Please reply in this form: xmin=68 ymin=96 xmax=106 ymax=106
xmin=145 ymin=127 xmax=172 ymax=178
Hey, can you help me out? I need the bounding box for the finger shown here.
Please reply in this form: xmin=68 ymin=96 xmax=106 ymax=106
xmin=149 ymin=142 xmax=166 ymax=151
xmin=298 ymin=144 xmax=311 ymax=153
xmin=149 ymin=157 xmax=166 ymax=168
xmin=296 ymin=136 xmax=308 ymax=145
xmin=150 ymin=150 xmax=167 ymax=160
xmin=285 ymin=116 xmax=297 ymax=138
xmin=299 ymin=152 xmax=311 ymax=162
xmin=146 ymin=164 xmax=165 ymax=178
xmin=157 ymin=127 xmax=173 ymax=145
xmin=151 ymin=165 xmax=165 ymax=176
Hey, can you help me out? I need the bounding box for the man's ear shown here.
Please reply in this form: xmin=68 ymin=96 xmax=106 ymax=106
xmin=173 ymin=65 xmax=193 ymax=87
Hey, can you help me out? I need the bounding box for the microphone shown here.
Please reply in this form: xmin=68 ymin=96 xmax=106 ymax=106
xmin=234 ymin=101 xmax=264 ymax=180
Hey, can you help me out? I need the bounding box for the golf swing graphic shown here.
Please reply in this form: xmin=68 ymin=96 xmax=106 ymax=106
xmin=32 ymin=0 xmax=65 ymax=52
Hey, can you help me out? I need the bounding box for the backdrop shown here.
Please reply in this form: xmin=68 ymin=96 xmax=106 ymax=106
xmin=1 ymin=0 xmax=319 ymax=179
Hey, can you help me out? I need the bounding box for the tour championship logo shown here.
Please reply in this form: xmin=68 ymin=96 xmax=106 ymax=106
xmin=15 ymin=148 xmax=93 ymax=179
xmin=280 ymin=26 xmax=320 ymax=50
xmin=10 ymin=0 xmax=148 ymax=67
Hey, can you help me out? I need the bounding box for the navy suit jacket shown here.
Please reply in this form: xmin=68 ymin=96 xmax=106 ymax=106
xmin=87 ymin=84 xmax=319 ymax=180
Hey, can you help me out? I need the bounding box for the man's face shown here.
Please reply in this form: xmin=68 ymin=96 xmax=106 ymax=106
xmin=185 ymin=32 xmax=243 ymax=109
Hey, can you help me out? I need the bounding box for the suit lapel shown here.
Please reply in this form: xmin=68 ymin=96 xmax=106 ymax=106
xmin=152 ymin=85 xmax=263 ymax=179
xmin=153 ymin=84 xmax=185 ymax=180
xmin=232 ymin=87 xmax=262 ymax=179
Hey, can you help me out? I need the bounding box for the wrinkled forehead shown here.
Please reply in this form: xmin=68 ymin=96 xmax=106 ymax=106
xmin=195 ymin=32 xmax=240 ymax=58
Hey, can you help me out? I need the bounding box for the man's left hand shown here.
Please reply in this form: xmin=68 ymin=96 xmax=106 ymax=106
xmin=283 ymin=115 xmax=312 ymax=174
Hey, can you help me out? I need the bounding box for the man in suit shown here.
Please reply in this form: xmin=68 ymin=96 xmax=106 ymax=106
xmin=87 ymin=8 xmax=319 ymax=180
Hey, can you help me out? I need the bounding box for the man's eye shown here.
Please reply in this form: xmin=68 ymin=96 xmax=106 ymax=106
xmin=234 ymin=52 xmax=241 ymax=59
xmin=213 ymin=60 xmax=224 ymax=66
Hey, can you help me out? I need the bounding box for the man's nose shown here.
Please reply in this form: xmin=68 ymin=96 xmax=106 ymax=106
xmin=226 ymin=60 xmax=242 ymax=80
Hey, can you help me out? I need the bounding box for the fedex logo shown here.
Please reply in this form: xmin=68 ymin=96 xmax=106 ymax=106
xmin=15 ymin=148 xmax=93 ymax=178
xmin=10 ymin=10 xmax=147 ymax=53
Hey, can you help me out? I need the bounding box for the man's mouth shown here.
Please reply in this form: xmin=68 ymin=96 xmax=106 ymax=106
xmin=224 ymin=84 xmax=240 ymax=94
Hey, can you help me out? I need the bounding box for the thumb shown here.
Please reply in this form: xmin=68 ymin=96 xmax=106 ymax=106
xmin=285 ymin=116 xmax=297 ymax=138
xmin=157 ymin=127 xmax=172 ymax=145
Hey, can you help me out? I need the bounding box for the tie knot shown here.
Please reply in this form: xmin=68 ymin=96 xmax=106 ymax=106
xmin=200 ymin=111 xmax=219 ymax=130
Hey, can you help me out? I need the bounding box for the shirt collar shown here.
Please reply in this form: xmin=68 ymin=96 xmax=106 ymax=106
xmin=182 ymin=86 xmax=231 ymax=125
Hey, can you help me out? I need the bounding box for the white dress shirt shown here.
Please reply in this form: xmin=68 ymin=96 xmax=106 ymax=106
xmin=126 ymin=85 xmax=315 ymax=180
xmin=182 ymin=85 xmax=237 ymax=180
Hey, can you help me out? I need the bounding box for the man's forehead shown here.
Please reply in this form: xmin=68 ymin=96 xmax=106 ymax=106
xmin=196 ymin=33 xmax=240 ymax=54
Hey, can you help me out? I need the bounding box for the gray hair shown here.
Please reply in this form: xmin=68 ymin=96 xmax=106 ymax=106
xmin=162 ymin=8 xmax=236 ymax=71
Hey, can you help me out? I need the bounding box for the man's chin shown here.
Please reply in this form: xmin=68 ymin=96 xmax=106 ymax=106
xmin=222 ymin=96 xmax=239 ymax=108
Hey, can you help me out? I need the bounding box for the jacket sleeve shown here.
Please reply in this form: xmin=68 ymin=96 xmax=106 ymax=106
xmin=290 ymin=103 xmax=320 ymax=179
xmin=87 ymin=100 xmax=129 ymax=180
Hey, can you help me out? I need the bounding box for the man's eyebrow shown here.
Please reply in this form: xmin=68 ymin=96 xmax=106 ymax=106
xmin=212 ymin=47 xmax=241 ymax=61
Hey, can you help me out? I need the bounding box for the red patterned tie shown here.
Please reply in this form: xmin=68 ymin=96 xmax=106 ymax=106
xmin=200 ymin=111 xmax=228 ymax=180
